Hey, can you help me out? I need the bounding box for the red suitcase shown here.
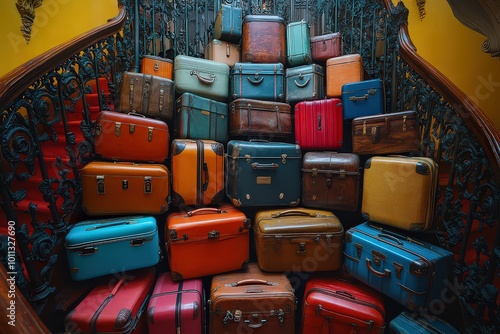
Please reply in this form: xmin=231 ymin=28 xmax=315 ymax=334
xmin=64 ymin=268 xmax=155 ymax=334
xmin=147 ymin=272 xmax=205 ymax=334
xmin=301 ymin=276 xmax=386 ymax=334
xmin=294 ymin=98 xmax=343 ymax=150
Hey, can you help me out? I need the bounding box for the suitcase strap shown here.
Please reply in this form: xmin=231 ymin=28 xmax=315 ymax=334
xmin=89 ymin=276 xmax=127 ymax=333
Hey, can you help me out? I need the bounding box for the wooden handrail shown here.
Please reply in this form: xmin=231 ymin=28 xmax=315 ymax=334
xmin=0 ymin=4 xmax=126 ymax=111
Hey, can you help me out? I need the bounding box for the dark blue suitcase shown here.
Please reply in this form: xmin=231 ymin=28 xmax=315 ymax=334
xmin=343 ymin=222 xmax=454 ymax=311
xmin=389 ymin=311 xmax=460 ymax=333
xmin=341 ymin=78 xmax=385 ymax=120
xmin=230 ymin=62 xmax=285 ymax=102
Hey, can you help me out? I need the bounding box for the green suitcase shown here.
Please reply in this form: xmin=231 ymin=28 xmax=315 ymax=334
xmin=287 ymin=20 xmax=312 ymax=67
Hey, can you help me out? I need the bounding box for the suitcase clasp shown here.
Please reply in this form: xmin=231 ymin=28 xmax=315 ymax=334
xmin=79 ymin=247 xmax=98 ymax=256
xmin=95 ymin=123 xmax=102 ymax=136
xmin=403 ymin=115 xmax=407 ymax=131
xmin=144 ymin=176 xmax=152 ymax=193
xmin=281 ymin=154 xmax=287 ymax=164
xmin=394 ymin=262 xmax=403 ymax=279
xmin=354 ymin=243 xmax=363 ymax=259
xmin=297 ymin=242 xmax=307 ymax=255
xmin=372 ymin=250 xmax=386 ymax=266
xmin=96 ymin=175 xmax=105 ymax=194
xmin=208 ymin=230 xmax=220 ymax=239
xmin=115 ymin=122 xmax=121 ymax=137
xmin=148 ymin=127 xmax=153 ymax=142
xmin=154 ymin=61 xmax=160 ymax=71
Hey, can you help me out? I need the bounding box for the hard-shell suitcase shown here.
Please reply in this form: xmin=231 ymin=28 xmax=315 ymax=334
xmin=301 ymin=152 xmax=361 ymax=211
xmin=228 ymin=98 xmax=292 ymax=140
xmin=254 ymin=208 xmax=344 ymax=272
xmin=343 ymin=222 xmax=454 ymax=311
xmin=294 ymin=98 xmax=343 ymax=150
xmin=341 ymin=78 xmax=385 ymax=120
xmin=81 ymin=161 xmax=170 ymax=216
xmin=326 ymin=54 xmax=364 ymax=97
xmin=147 ymin=272 xmax=205 ymax=334
xmin=141 ymin=55 xmax=173 ymax=80
xmin=226 ymin=140 xmax=302 ymax=207
xmin=286 ymin=20 xmax=312 ymax=67
xmin=170 ymin=139 xmax=224 ymax=207
xmin=118 ymin=71 xmax=175 ymax=122
xmin=310 ymin=32 xmax=342 ymax=63
xmin=94 ymin=110 xmax=169 ymax=163
xmin=213 ymin=3 xmax=242 ymax=44
xmin=174 ymin=93 xmax=228 ymax=143
xmin=209 ymin=263 xmax=296 ymax=334
xmin=389 ymin=311 xmax=460 ymax=334
xmin=241 ymin=15 xmax=286 ymax=64
xmin=65 ymin=216 xmax=160 ymax=281
xmin=285 ymin=64 xmax=325 ymax=104
xmin=204 ymin=39 xmax=241 ymax=67
xmin=352 ymin=110 xmax=420 ymax=155
xmin=64 ymin=268 xmax=155 ymax=333
xmin=174 ymin=55 xmax=230 ymax=102
xmin=301 ymin=276 xmax=386 ymax=334
xmin=362 ymin=156 xmax=438 ymax=231
xmin=165 ymin=204 xmax=250 ymax=280
xmin=230 ymin=62 xmax=285 ymax=102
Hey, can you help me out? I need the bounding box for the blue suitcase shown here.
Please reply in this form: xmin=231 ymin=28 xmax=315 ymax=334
xmin=213 ymin=3 xmax=242 ymax=44
xmin=341 ymin=78 xmax=385 ymax=120
xmin=65 ymin=216 xmax=160 ymax=281
xmin=286 ymin=20 xmax=312 ymax=67
xmin=389 ymin=312 xmax=460 ymax=333
xmin=230 ymin=62 xmax=285 ymax=102
xmin=226 ymin=140 xmax=301 ymax=207
xmin=343 ymin=222 xmax=454 ymax=311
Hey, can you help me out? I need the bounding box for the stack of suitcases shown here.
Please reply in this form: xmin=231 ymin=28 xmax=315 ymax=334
xmin=61 ymin=2 xmax=461 ymax=334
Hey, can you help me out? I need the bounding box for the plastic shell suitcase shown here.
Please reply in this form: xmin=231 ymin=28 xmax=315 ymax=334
xmin=362 ymin=156 xmax=438 ymax=232
xmin=209 ymin=263 xmax=296 ymax=334
xmin=94 ymin=110 xmax=169 ymax=163
xmin=285 ymin=64 xmax=325 ymax=104
xmin=141 ymin=55 xmax=173 ymax=80
xmin=389 ymin=311 xmax=460 ymax=334
xmin=230 ymin=62 xmax=285 ymax=102
xmin=65 ymin=216 xmax=160 ymax=281
xmin=301 ymin=276 xmax=386 ymax=334
xmin=204 ymin=39 xmax=241 ymax=67
xmin=310 ymin=32 xmax=342 ymax=62
xmin=286 ymin=20 xmax=312 ymax=67
xmin=241 ymin=14 xmax=286 ymax=64
xmin=147 ymin=272 xmax=205 ymax=334
xmin=343 ymin=222 xmax=454 ymax=311
xmin=170 ymin=139 xmax=225 ymax=207
xmin=226 ymin=140 xmax=302 ymax=207
xmin=254 ymin=208 xmax=343 ymax=272
xmin=213 ymin=3 xmax=242 ymax=44
xmin=165 ymin=204 xmax=250 ymax=281
xmin=64 ymin=268 xmax=155 ymax=333
xmin=341 ymin=78 xmax=385 ymax=120
xmin=301 ymin=152 xmax=361 ymax=211
xmin=81 ymin=161 xmax=170 ymax=216
xmin=294 ymin=98 xmax=343 ymax=150
xmin=326 ymin=54 xmax=364 ymax=97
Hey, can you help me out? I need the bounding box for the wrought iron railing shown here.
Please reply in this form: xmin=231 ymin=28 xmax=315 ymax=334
xmin=0 ymin=0 xmax=498 ymax=332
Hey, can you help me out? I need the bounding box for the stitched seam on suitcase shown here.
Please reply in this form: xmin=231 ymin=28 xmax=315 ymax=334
xmin=175 ymin=280 xmax=183 ymax=333
xmin=89 ymin=294 xmax=114 ymax=333
xmin=196 ymin=140 xmax=204 ymax=206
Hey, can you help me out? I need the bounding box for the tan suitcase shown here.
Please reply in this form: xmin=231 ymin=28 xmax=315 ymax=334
xmin=326 ymin=53 xmax=364 ymax=97
xmin=141 ymin=55 xmax=173 ymax=80
xmin=204 ymin=39 xmax=241 ymax=67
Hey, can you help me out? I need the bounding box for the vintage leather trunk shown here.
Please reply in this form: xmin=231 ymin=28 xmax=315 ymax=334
xmin=344 ymin=222 xmax=454 ymax=311
xmin=204 ymin=39 xmax=241 ymax=67
xmin=326 ymin=54 xmax=364 ymax=97
xmin=94 ymin=110 xmax=169 ymax=163
xmin=209 ymin=263 xmax=296 ymax=334
xmin=285 ymin=64 xmax=325 ymax=104
xmin=228 ymin=98 xmax=292 ymax=139
xmin=310 ymin=32 xmax=342 ymax=62
xmin=147 ymin=272 xmax=205 ymax=334
xmin=64 ymin=216 xmax=160 ymax=281
xmin=81 ymin=161 xmax=170 ymax=216
xmin=226 ymin=140 xmax=302 ymax=207
xmin=65 ymin=268 xmax=155 ymax=333
xmin=389 ymin=311 xmax=460 ymax=334
xmin=118 ymin=71 xmax=175 ymax=122
xmin=165 ymin=204 xmax=250 ymax=281
xmin=254 ymin=208 xmax=343 ymax=272
xmin=170 ymin=139 xmax=224 ymax=207
xmin=174 ymin=55 xmax=230 ymax=102
xmin=301 ymin=276 xmax=386 ymax=334
xmin=241 ymin=14 xmax=286 ymax=64
xmin=286 ymin=20 xmax=312 ymax=67
xmin=213 ymin=3 xmax=242 ymax=44
xmin=362 ymin=156 xmax=438 ymax=231
xmin=141 ymin=55 xmax=173 ymax=80
xmin=352 ymin=110 xmax=420 ymax=155
xmin=301 ymin=152 xmax=361 ymax=211
xmin=341 ymin=78 xmax=385 ymax=120
xmin=294 ymin=98 xmax=343 ymax=150
xmin=230 ymin=62 xmax=285 ymax=102
xmin=175 ymin=93 xmax=228 ymax=143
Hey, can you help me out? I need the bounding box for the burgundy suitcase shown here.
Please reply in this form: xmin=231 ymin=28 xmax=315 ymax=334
xmin=294 ymin=98 xmax=343 ymax=150
xmin=147 ymin=272 xmax=205 ymax=334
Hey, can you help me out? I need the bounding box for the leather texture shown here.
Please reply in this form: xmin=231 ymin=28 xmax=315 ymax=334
xmin=389 ymin=311 xmax=460 ymax=334
xmin=285 ymin=64 xmax=325 ymax=104
xmin=341 ymin=78 xmax=385 ymax=120
xmin=311 ymin=32 xmax=342 ymax=62
xmin=213 ymin=4 xmax=242 ymax=44
xmin=241 ymin=15 xmax=286 ymax=64
xmin=286 ymin=20 xmax=312 ymax=67
xmin=326 ymin=54 xmax=364 ymax=97
xmin=254 ymin=208 xmax=344 ymax=272
xmin=141 ymin=55 xmax=173 ymax=80
xmin=204 ymin=39 xmax=241 ymax=67
xmin=230 ymin=62 xmax=285 ymax=102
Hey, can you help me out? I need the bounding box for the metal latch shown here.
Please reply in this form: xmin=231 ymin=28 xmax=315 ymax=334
xmin=95 ymin=123 xmax=102 ymax=136
xmin=297 ymin=243 xmax=307 ymax=255
xmin=129 ymin=123 xmax=135 ymax=134
xmin=326 ymin=174 xmax=332 ymax=188
xmin=394 ymin=262 xmax=403 ymax=279
xmin=96 ymin=175 xmax=105 ymax=194
xmin=354 ymin=243 xmax=362 ymax=259
xmin=122 ymin=180 xmax=128 ymax=189
xmin=144 ymin=176 xmax=152 ymax=193
xmin=281 ymin=154 xmax=287 ymax=164
xmin=403 ymin=115 xmax=407 ymax=131
xmin=79 ymin=247 xmax=98 ymax=256
xmin=115 ymin=122 xmax=121 ymax=136
xmin=372 ymin=250 xmax=386 ymax=266
xmin=233 ymin=309 xmax=242 ymax=322
xmin=148 ymin=126 xmax=153 ymax=142
xmin=154 ymin=61 xmax=160 ymax=71
xmin=208 ymin=230 xmax=220 ymax=239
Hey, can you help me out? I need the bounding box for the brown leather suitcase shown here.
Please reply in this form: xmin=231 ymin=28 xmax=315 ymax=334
xmin=204 ymin=39 xmax=241 ymax=67
xmin=326 ymin=54 xmax=364 ymax=97
xmin=229 ymin=98 xmax=292 ymax=139
xmin=352 ymin=110 xmax=420 ymax=155
xmin=310 ymin=32 xmax=342 ymax=62
xmin=301 ymin=152 xmax=361 ymax=211
xmin=241 ymin=15 xmax=286 ymax=64
xmin=141 ymin=55 xmax=173 ymax=80
xmin=254 ymin=208 xmax=344 ymax=273
xmin=209 ymin=263 xmax=296 ymax=334
xmin=118 ymin=71 xmax=175 ymax=122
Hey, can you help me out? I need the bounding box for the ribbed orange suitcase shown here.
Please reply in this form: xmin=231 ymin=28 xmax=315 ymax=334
xmin=326 ymin=54 xmax=364 ymax=97
xmin=141 ymin=55 xmax=173 ymax=80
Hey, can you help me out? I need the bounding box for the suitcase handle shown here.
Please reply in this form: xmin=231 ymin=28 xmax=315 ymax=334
xmin=294 ymin=78 xmax=310 ymax=88
xmin=378 ymin=233 xmax=403 ymax=245
xmin=245 ymin=319 xmax=267 ymax=328
xmin=271 ymin=210 xmax=316 ymax=218
xmin=127 ymin=111 xmax=146 ymax=118
xmin=349 ymin=94 xmax=369 ymax=101
xmin=190 ymin=70 xmax=215 ymax=84
xmin=366 ymin=259 xmax=391 ymax=277
xmin=186 ymin=208 xmax=223 ymax=217
xmin=247 ymin=75 xmax=264 ymax=85
xmin=202 ymin=162 xmax=209 ymax=191
xmin=226 ymin=279 xmax=278 ymax=287
xmin=251 ymin=162 xmax=278 ymax=170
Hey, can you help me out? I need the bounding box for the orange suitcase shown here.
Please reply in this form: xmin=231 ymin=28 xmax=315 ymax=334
xmin=81 ymin=161 xmax=170 ymax=216
xmin=326 ymin=53 xmax=364 ymax=97
xmin=141 ymin=55 xmax=173 ymax=80
xmin=165 ymin=204 xmax=250 ymax=281
xmin=170 ymin=139 xmax=224 ymax=207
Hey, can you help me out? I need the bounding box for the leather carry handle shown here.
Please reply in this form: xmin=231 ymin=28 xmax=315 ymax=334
xmin=349 ymin=94 xmax=369 ymax=101
xmin=247 ymin=75 xmax=264 ymax=85
xmin=245 ymin=319 xmax=267 ymax=328
xmin=271 ymin=210 xmax=317 ymax=218
xmin=335 ymin=290 xmax=355 ymax=299
xmin=378 ymin=233 xmax=404 ymax=245
xmin=366 ymin=258 xmax=391 ymax=277
xmin=294 ymin=78 xmax=310 ymax=88
xmin=226 ymin=279 xmax=278 ymax=287
xmin=190 ymin=70 xmax=215 ymax=84
xmin=85 ymin=221 xmax=133 ymax=230
xmin=251 ymin=162 xmax=278 ymax=170
xmin=127 ymin=111 xmax=146 ymax=117
xmin=186 ymin=208 xmax=223 ymax=217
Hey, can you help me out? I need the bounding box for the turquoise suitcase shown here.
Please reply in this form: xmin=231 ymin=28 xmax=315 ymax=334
xmin=341 ymin=78 xmax=385 ymax=120
xmin=285 ymin=64 xmax=325 ymax=104
xmin=286 ymin=20 xmax=312 ymax=67
xmin=389 ymin=312 xmax=460 ymax=333
xmin=230 ymin=62 xmax=285 ymax=102
xmin=213 ymin=3 xmax=242 ymax=44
